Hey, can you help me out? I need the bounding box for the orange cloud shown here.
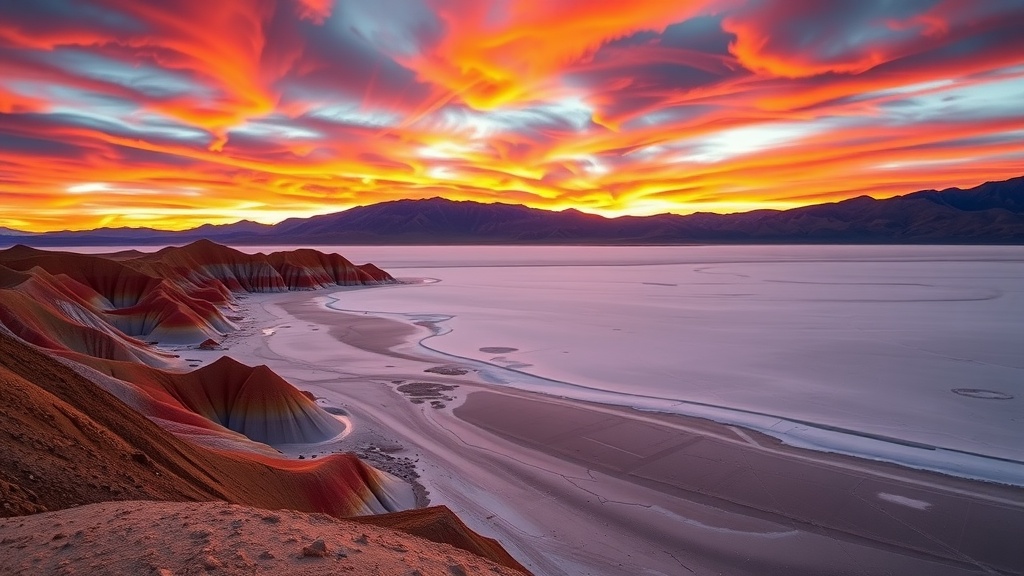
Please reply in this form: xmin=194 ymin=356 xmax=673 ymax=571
xmin=0 ymin=0 xmax=1022 ymax=231
xmin=393 ymin=0 xmax=731 ymax=110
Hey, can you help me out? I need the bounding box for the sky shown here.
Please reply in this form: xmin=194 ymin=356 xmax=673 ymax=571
xmin=1 ymin=0 xmax=1023 ymax=231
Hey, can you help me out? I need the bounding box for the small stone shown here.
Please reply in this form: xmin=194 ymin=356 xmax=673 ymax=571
xmin=233 ymin=550 xmax=251 ymax=567
xmin=301 ymin=539 xmax=329 ymax=558
xmin=202 ymin=555 xmax=221 ymax=570
xmin=353 ymin=534 xmax=369 ymax=545
xmin=198 ymin=339 xmax=220 ymax=350
xmin=258 ymin=550 xmax=275 ymax=560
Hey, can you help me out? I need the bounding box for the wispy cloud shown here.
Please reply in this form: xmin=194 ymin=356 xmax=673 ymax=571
xmin=0 ymin=0 xmax=1022 ymax=230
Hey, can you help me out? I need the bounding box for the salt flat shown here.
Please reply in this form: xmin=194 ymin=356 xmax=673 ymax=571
xmin=60 ymin=243 xmax=1024 ymax=573
xmin=320 ymin=245 xmax=1024 ymax=480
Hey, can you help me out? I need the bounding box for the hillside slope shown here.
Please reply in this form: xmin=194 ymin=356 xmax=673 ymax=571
xmin=0 ymin=242 xmax=529 ymax=573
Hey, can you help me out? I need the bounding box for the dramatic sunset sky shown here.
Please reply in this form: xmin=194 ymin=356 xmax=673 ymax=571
xmin=1 ymin=1 xmax=1023 ymax=231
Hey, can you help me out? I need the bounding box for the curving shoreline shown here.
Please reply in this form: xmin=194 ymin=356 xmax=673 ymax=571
xmin=231 ymin=286 xmax=1024 ymax=575
xmin=320 ymin=283 xmax=1024 ymax=488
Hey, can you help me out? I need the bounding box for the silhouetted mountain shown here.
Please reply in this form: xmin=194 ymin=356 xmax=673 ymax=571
xmin=8 ymin=176 xmax=1024 ymax=245
xmin=7 ymin=220 xmax=273 ymax=246
xmin=0 ymin=227 xmax=34 ymax=237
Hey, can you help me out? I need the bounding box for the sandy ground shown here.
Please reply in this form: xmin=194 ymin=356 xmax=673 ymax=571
xmin=172 ymin=287 xmax=1024 ymax=576
xmin=0 ymin=500 xmax=526 ymax=576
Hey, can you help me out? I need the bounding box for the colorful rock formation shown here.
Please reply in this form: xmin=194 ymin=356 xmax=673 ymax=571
xmin=0 ymin=242 xmax=528 ymax=573
xmin=0 ymin=241 xmax=396 ymax=348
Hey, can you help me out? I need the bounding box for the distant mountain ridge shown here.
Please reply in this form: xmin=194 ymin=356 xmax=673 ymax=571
xmin=8 ymin=176 xmax=1024 ymax=245
xmin=0 ymin=227 xmax=34 ymax=237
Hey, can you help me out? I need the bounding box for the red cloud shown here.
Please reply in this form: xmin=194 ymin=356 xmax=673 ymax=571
xmin=399 ymin=0 xmax=732 ymax=110
xmin=723 ymin=0 xmax=1024 ymax=79
xmin=294 ymin=0 xmax=333 ymax=24
xmin=0 ymin=0 xmax=1022 ymax=231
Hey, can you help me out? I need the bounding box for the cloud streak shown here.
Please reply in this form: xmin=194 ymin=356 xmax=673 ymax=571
xmin=0 ymin=0 xmax=1022 ymax=230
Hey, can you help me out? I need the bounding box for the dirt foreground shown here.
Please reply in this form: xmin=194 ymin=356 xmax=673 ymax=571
xmin=0 ymin=500 xmax=526 ymax=576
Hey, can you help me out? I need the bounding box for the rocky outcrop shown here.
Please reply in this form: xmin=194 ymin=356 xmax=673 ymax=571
xmin=0 ymin=241 xmax=395 ymax=346
xmin=355 ymin=505 xmax=531 ymax=574
xmin=266 ymin=248 xmax=393 ymax=289
xmin=0 ymin=329 xmax=406 ymax=515
xmin=136 ymin=240 xmax=395 ymax=293
xmin=0 ymin=323 xmax=527 ymax=572
xmin=88 ymin=356 xmax=348 ymax=447
xmin=0 ymin=265 xmax=172 ymax=367
xmin=139 ymin=239 xmax=290 ymax=294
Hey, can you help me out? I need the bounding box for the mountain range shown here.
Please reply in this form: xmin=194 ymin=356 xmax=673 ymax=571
xmin=7 ymin=176 xmax=1023 ymax=246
